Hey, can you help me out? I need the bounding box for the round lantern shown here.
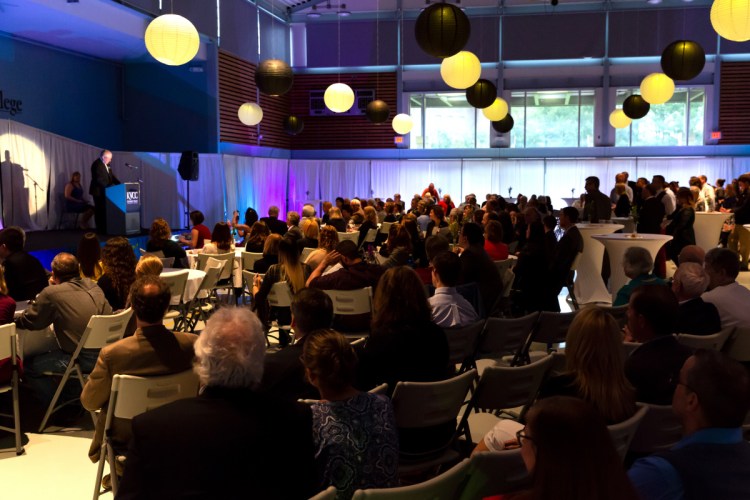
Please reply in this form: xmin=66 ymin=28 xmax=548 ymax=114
xmin=639 ymin=73 xmax=675 ymax=105
xmin=661 ymin=40 xmax=706 ymax=81
xmin=283 ymin=116 xmax=304 ymax=136
xmin=440 ymin=51 xmax=481 ymax=89
xmin=324 ymin=83 xmax=355 ymax=113
xmin=414 ymin=2 xmax=471 ymax=58
xmin=255 ymin=59 xmax=294 ymax=96
xmin=482 ymin=97 xmax=509 ymax=121
xmin=366 ymin=100 xmax=390 ymax=124
xmin=237 ymin=103 xmax=263 ymax=126
xmin=609 ymin=109 xmax=632 ymax=129
xmin=491 ymin=114 xmax=514 ymax=133
xmin=711 ymin=0 xmax=750 ymax=42
xmin=466 ymin=79 xmax=497 ymax=109
xmin=144 ymin=14 xmax=200 ymax=66
xmin=392 ymin=114 xmax=414 ymax=135
xmin=622 ymin=95 xmax=651 ymax=120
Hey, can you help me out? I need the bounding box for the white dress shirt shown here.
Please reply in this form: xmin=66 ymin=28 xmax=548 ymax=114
xmin=702 ymin=282 xmax=750 ymax=330
xmin=429 ymin=287 xmax=480 ymax=328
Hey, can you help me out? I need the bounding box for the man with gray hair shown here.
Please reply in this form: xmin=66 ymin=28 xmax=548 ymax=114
xmin=117 ymin=307 xmax=316 ymax=499
xmin=286 ymin=210 xmax=302 ymax=240
xmin=672 ymin=262 xmax=721 ymax=335
xmin=613 ymin=246 xmax=667 ymax=306
xmin=260 ymin=205 xmax=287 ymax=235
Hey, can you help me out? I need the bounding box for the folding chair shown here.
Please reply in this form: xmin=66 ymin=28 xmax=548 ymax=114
xmin=0 ymin=324 xmax=23 ymax=455
xmin=600 ymin=304 xmax=629 ymax=329
xmin=338 ymin=232 xmax=359 ymax=244
xmin=300 ymin=247 xmax=315 ymax=263
xmin=607 ymin=403 xmax=649 ymax=462
xmin=159 ymin=269 xmax=189 ymax=331
xmin=460 ymin=450 xmax=530 ymax=499
xmin=324 ymin=287 xmax=373 ymax=338
xmin=39 ymin=308 xmax=134 ymax=433
xmin=92 ymin=370 xmax=200 ymax=499
xmin=457 ymin=355 xmax=554 ymax=444
xmin=352 ymin=458 xmax=470 ymax=499
xmin=159 ymin=257 xmax=175 ymax=268
xmin=677 ymin=326 xmax=735 ymax=351
xmin=57 ymin=194 xmax=82 ymax=229
xmin=298 ymin=383 xmax=389 ymax=405
xmin=724 ymin=326 xmax=750 ymax=363
xmin=266 ymin=281 xmax=294 ymax=346
xmin=391 ymin=369 xmax=477 ymax=475
xmin=628 ymin=403 xmax=683 ymax=455
xmin=519 ymin=310 xmax=578 ymax=362
xmin=241 ymin=251 xmax=263 ymax=271
xmin=196 ymin=252 xmax=236 ymax=303
xmin=444 ymin=320 xmax=485 ymax=373
xmin=361 ymin=228 xmax=378 ymax=248
xmin=140 ymin=249 xmax=165 ymax=258
xmin=378 ymin=221 xmax=393 ymax=238
xmin=181 ymin=260 xmax=224 ymax=332
xmin=475 ymin=313 xmax=539 ymax=372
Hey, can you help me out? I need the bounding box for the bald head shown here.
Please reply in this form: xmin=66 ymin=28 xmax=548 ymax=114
xmin=51 ymin=252 xmax=79 ymax=283
xmin=678 ymin=245 xmax=705 ymax=265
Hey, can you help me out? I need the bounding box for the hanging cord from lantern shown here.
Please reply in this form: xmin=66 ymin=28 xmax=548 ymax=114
xmin=375 ymin=0 xmax=380 ymax=96
xmin=337 ymin=3 xmax=342 ymax=82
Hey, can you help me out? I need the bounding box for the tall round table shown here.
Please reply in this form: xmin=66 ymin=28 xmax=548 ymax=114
xmin=561 ymin=197 xmax=578 ymax=207
xmin=573 ymin=223 xmax=624 ymax=305
xmin=591 ymin=233 xmax=673 ymax=303
xmin=611 ymin=217 xmax=635 ymax=234
xmin=694 ymin=212 xmax=728 ymax=252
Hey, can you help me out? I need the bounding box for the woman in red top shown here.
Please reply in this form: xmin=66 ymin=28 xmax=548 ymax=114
xmin=484 ymin=220 xmax=509 ymax=261
xmin=179 ymin=210 xmax=212 ymax=249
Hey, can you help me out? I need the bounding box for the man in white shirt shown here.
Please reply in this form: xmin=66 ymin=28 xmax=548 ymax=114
xmin=610 ymin=172 xmax=634 ymax=203
xmin=429 ymin=251 xmax=479 ymax=328
xmin=651 ymin=175 xmax=676 ymax=216
xmin=700 ymin=175 xmax=716 ymax=211
xmin=701 ymin=248 xmax=750 ymax=330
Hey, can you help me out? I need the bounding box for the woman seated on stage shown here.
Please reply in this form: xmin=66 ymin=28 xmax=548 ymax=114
xmin=306 ymin=226 xmax=338 ymax=270
xmin=253 ymin=233 xmax=282 ymax=274
xmin=178 ymin=210 xmax=212 ymax=250
xmin=244 ymin=221 xmax=270 ymax=253
xmin=201 ymin=222 xmax=235 ymax=255
xmin=64 ymin=171 xmax=94 ymax=229
xmin=77 ymin=232 xmax=103 ymax=281
xmin=146 ymin=218 xmax=187 ymax=269
xmin=98 ymin=236 xmax=138 ymax=312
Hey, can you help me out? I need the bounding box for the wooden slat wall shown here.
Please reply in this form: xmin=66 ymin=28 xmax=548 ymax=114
xmin=719 ymin=62 xmax=750 ymax=145
xmin=289 ymin=72 xmax=398 ymax=150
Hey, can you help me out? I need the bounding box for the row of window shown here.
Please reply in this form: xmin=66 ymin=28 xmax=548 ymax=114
xmin=408 ymin=88 xmax=706 ymax=149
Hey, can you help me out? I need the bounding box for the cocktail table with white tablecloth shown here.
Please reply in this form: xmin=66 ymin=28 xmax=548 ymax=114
xmin=186 ymin=249 xmax=243 ymax=287
xmin=693 ymin=212 xmax=728 ymax=252
xmin=573 ymin=223 xmax=624 ymax=305
xmin=611 ymin=217 xmax=635 ymax=234
xmin=591 ymin=233 xmax=673 ymax=303
xmin=161 ymin=268 xmax=206 ymax=303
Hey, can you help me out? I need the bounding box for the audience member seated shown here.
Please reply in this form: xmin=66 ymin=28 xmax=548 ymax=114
xmin=402 ymin=216 xmax=427 ymax=267
xmin=0 ymin=227 xmax=48 ymax=301
xmin=456 ymin=223 xmax=503 ymax=316
xmin=301 ymin=329 xmax=398 ymax=498
xmin=244 ymin=221 xmax=270 ymax=253
xmin=97 ymin=237 xmax=137 ymax=311
xmin=177 ymin=210 xmax=212 ymax=249
xmin=701 ymin=247 xmax=750 ymax=329
xmin=426 ymin=205 xmax=451 ymax=242
xmin=15 ymin=253 xmax=112 ymax=407
xmin=678 ymin=244 xmax=705 ymax=265
xmin=135 ymin=255 xmax=163 ymax=278
xmin=624 ymin=285 xmax=692 ymax=405
xmin=356 ymin=206 xmax=379 ymax=249
xmin=252 ymin=237 xmax=310 ymax=347
xmin=260 ymin=205 xmax=288 ymax=236
xmin=305 ymin=226 xmax=338 ymax=270
xmin=64 ymin=171 xmax=95 ymax=228
xmin=379 ymin=223 xmax=412 ymax=269
xmin=484 ymin=220 xmax=509 ymax=261
xmin=383 ymin=201 xmax=398 ymax=223
xmin=672 ymin=262 xmax=721 ymax=335
xmin=629 ymin=350 xmax=750 ymax=499
xmin=81 ymin=276 xmax=196 ymax=471
xmin=252 ymin=233 xmax=282 ymax=274
xmin=416 ymin=201 xmax=430 ymax=233
xmin=429 ymin=251 xmax=479 ymax=328
xmin=326 ymin=206 xmax=347 ymax=232
xmin=201 ymin=222 xmax=235 ymax=254
xmin=116 ymin=308 xmax=317 ymax=500
xmin=286 ymin=211 xmax=302 ymax=240
xmin=613 ymin=247 xmax=666 ymax=307
xmin=77 ymin=232 xmax=103 ymax=281
xmin=146 ymin=218 xmax=187 ymax=268
xmin=298 ymin=218 xmax=319 ymax=249
xmin=542 ymin=214 xmax=558 ymax=257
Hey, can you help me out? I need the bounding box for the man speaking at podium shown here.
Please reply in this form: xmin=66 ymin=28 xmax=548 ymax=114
xmin=89 ymin=149 xmax=120 ymax=234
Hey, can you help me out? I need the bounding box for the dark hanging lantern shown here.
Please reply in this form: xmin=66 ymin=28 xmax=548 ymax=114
xmin=255 ymin=59 xmax=294 ymax=96
xmin=660 ymin=40 xmax=706 ymax=81
xmin=283 ymin=115 xmax=304 ymax=136
xmin=365 ymin=100 xmax=390 ymax=124
xmin=491 ymin=114 xmax=514 ymax=133
xmin=466 ymin=79 xmax=497 ymax=109
xmin=414 ymin=2 xmax=471 ymax=58
xmin=622 ymin=95 xmax=650 ymax=120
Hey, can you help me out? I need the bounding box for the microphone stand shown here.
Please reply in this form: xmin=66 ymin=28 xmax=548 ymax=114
xmin=24 ymin=171 xmax=45 ymax=223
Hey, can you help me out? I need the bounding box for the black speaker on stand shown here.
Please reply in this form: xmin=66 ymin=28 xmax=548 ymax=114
xmin=178 ymin=151 xmax=199 ymax=229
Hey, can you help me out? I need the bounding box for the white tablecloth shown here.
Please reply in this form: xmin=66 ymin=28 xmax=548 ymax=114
xmin=186 ymin=249 xmax=243 ymax=288
xmin=611 ymin=217 xmax=635 ymax=234
xmin=694 ymin=212 xmax=728 ymax=252
xmin=591 ymin=233 xmax=673 ymax=303
xmin=573 ymin=223 xmax=624 ymax=305
xmin=162 ymin=268 xmax=207 ymax=303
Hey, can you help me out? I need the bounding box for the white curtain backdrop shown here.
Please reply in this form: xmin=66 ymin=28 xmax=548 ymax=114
xmin=224 ymin=155 xmax=289 ymax=219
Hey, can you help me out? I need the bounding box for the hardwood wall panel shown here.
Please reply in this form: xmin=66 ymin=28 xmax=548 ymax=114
xmin=719 ymin=62 xmax=750 ymax=145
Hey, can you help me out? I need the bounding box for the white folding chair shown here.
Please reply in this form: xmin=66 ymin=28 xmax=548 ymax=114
xmin=628 ymin=403 xmax=683 ymax=454
xmin=159 ymin=257 xmax=175 ymax=268
xmin=607 ymin=403 xmax=649 ymax=462
xmin=378 ymin=221 xmax=393 ymax=237
xmin=241 ymin=251 xmax=263 ymax=271
xmin=39 ymin=308 xmax=134 ymax=433
xmin=92 ymin=370 xmax=200 ymax=499
xmin=324 ymin=287 xmax=373 ymax=338
xmin=461 ymin=450 xmax=530 ymax=499
xmin=338 ymin=232 xmax=359 ymax=244
xmin=675 ymin=326 xmax=734 ymax=352
xmin=182 ymin=259 xmax=224 ymax=332
xmin=599 ymin=304 xmax=629 ymax=329
xmin=362 ymin=228 xmax=378 ymax=246
xmin=160 ymin=269 xmax=189 ymax=330
xmin=140 ymin=249 xmax=165 ymax=258
xmin=475 ymin=313 xmax=539 ymax=372
xmin=300 ymin=247 xmax=315 ymax=263
xmin=444 ymin=320 xmax=485 ymax=372
xmin=0 ymin=324 xmax=23 ymax=455
xmin=351 ymin=458 xmax=470 ymax=499
xmin=197 ymin=252 xmax=236 ymax=302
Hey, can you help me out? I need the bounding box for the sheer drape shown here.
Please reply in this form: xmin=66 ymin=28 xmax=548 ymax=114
xmin=224 ymin=155 xmax=289 ymax=218
xmin=318 ymin=160 xmax=371 ymax=202
xmin=636 ymin=158 xmax=733 ymax=190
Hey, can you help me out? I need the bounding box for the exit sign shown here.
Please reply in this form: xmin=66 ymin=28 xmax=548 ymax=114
xmin=394 ymin=136 xmax=404 ymax=144
xmin=711 ymin=131 xmax=722 ymax=140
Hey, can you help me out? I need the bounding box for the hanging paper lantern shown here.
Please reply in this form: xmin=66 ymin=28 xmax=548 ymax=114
xmin=609 ymin=109 xmax=632 ymax=129
xmin=639 ymin=73 xmax=675 ymax=104
xmin=366 ymin=100 xmax=390 ymax=123
xmin=144 ymin=14 xmax=200 ymax=66
xmin=482 ymin=98 xmax=509 ymax=121
xmin=440 ymin=51 xmax=481 ymax=89
xmin=466 ymin=79 xmax=497 ymax=109
xmin=255 ymin=59 xmax=294 ymax=96
xmin=491 ymin=114 xmax=514 ymax=133
xmin=238 ymin=103 xmax=263 ymax=126
xmin=622 ymin=95 xmax=650 ymax=119
xmin=283 ymin=116 xmax=304 ymax=135
xmin=392 ymin=114 xmax=413 ymax=135
xmin=711 ymin=0 xmax=750 ymax=42
xmin=414 ymin=2 xmax=471 ymax=58
xmin=661 ymin=40 xmax=706 ymax=81
xmin=324 ymin=83 xmax=355 ymax=113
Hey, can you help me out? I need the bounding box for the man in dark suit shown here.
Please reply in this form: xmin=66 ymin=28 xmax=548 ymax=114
xmin=637 ymin=183 xmax=666 ymax=234
xmin=553 ymin=206 xmax=583 ymax=295
xmin=89 ymin=149 xmax=120 ymax=234
xmin=260 ymin=205 xmax=288 ymax=236
xmin=117 ymin=307 xmax=317 ymax=500
xmin=672 ymin=262 xmax=721 ymax=335
xmin=457 ymin=223 xmax=503 ymax=316
xmin=259 ymin=288 xmax=333 ymax=401
xmin=0 ymin=226 xmax=48 ymax=301
xmin=582 ymin=176 xmax=612 ymax=222
xmin=624 ymin=285 xmax=692 ymax=405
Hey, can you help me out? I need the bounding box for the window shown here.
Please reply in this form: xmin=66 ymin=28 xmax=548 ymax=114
xmin=409 ymin=93 xmax=488 ymax=149
xmin=615 ymin=88 xmax=705 ymax=146
xmin=509 ymin=90 xmax=595 ymax=148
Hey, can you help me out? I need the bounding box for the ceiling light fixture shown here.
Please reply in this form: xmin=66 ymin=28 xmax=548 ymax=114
xmin=338 ymin=3 xmax=351 ymax=16
xmin=307 ymin=4 xmax=321 ymax=18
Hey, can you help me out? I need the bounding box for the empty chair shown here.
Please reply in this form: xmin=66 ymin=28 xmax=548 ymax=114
xmin=0 ymin=323 xmax=23 ymax=455
xmin=196 ymin=252 xmax=236 ymax=302
xmin=324 ymin=287 xmax=373 ymax=338
xmin=159 ymin=269 xmax=189 ymax=329
xmin=444 ymin=320 xmax=485 ymax=372
xmin=181 ymin=261 xmax=224 ymax=332
xmin=241 ymin=251 xmax=263 ymax=271
xmin=607 ymin=403 xmax=649 ymax=462
xmin=628 ymin=403 xmax=683 ymax=454
xmin=378 ymin=221 xmax=393 ymax=237
xmin=676 ymin=326 xmax=735 ymax=351
xmin=461 ymin=450 xmax=530 ymax=499
xmin=351 ymin=459 xmax=470 ymax=499
xmin=159 ymin=257 xmax=175 ymax=268
xmin=475 ymin=313 xmax=539 ymax=371
xmin=520 ymin=310 xmax=579 ymax=361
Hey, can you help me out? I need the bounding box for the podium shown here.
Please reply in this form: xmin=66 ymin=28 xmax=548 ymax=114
xmin=106 ymin=183 xmax=141 ymax=235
